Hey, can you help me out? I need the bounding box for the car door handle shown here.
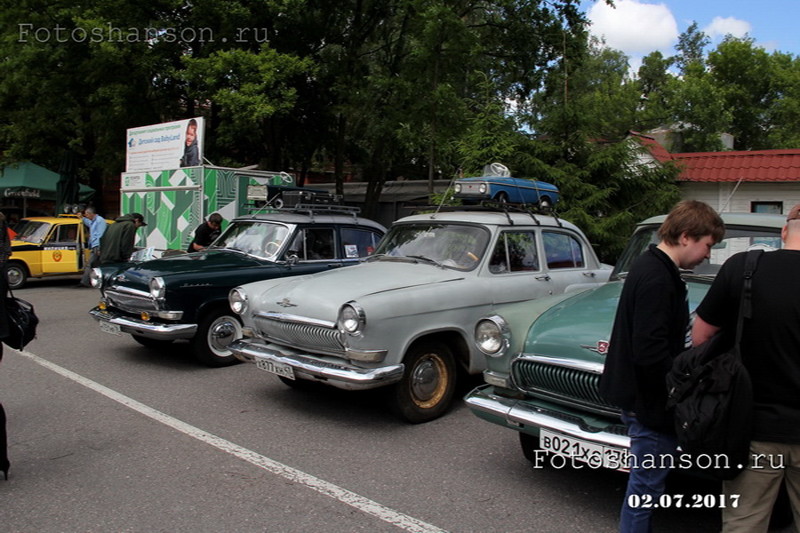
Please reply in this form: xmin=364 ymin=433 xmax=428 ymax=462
xmin=583 ymin=271 xmax=596 ymax=277
xmin=536 ymin=274 xmax=551 ymax=281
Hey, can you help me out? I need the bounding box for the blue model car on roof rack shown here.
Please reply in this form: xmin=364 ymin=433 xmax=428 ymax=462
xmin=453 ymin=163 xmax=560 ymax=209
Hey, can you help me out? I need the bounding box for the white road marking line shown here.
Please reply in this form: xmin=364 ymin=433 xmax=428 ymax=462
xmin=17 ymin=350 xmax=447 ymax=533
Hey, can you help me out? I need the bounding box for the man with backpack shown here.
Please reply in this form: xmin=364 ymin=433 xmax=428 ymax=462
xmin=599 ymin=200 xmax=725 ymax=533
xmin=693 ymin=204 xmax=800 ymax=533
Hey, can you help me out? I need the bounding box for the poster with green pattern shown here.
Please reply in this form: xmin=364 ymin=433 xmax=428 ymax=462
xmin=120 ymin=167 xmax=293 ymax=252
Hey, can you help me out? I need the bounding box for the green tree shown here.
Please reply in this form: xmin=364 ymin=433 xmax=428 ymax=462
xmin=674 ymin=21 xmax=709 ymax=74
xmin=767 ymin=52 xmax=800 ymax=148
xmin=707 ymin=36 xmax=779 ymax=150
xmin=667 ymin=61 xmax=731 ymax=152
xmin=524 ymin=37 xmax=680 ymax=261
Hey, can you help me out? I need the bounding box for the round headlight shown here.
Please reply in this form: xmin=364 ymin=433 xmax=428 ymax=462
xmin=229 ymin=287 xmax=248 ymax=315
xmin=89 ymin=267 xmax=102 ymax=288
xmin=479 ymin=183 xmax=488 ymax=194
xmin=454 ymin=183 xmax=462 ymax=194
xmin=338 ymin=302 xmax=365 ymax=335
xmin=475 ymin=316 xmax=509 ymax=356
xmin=149 ymin=276 xmax=166 ymax=299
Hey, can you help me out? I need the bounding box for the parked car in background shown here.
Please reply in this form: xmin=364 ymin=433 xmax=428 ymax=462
xmin=453 ymin=163 xmax=560 ymax=209
xmin=464 ymin=212 xmax=787 ymax=469
xmin=228 ymin=207 xmax=610 ymax=423
xmin=7 ymin=214 xmax=114 ymax=289
xmin=89 ymin=205 xmax=385 ymax=367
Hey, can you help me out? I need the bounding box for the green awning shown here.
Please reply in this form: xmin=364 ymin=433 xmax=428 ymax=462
xmin=0 ymin=162 xmax=94 ymax=202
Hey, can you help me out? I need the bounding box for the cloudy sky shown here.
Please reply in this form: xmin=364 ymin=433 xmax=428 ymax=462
xmin=581 ymin=0 xmax=800 ymax=71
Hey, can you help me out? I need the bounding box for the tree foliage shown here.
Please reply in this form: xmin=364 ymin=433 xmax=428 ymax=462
xmin=1 ymin=2 xmax=799 ymax=260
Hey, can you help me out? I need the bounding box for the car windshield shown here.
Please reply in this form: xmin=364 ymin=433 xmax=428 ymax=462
xmin=373 ymin=223 xmax=490 ymax=271
xmin=210 ymin=220 xmax=291 ymax=260
xmin=611 ymin=224 xmax=783 ymax=280
xmin=14 ymin=221 xmax=51 ymax=244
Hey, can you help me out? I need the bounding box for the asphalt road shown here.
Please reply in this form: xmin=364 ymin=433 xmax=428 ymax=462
xmin=0 ymin=277 xmax=735 ymax=532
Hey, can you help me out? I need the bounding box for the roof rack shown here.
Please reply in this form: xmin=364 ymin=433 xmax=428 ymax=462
xmin=286 ymin=203 xmax=362 ymax=221
xmin=415 ymin=202 xmax=560 ymax=226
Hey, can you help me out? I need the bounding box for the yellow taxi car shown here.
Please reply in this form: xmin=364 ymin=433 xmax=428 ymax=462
xmin=7 ymin=215 xmax=113 ymax=289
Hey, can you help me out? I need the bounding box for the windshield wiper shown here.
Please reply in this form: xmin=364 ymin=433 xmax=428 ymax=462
xmin=406 ymin=255 xmax=443 ymax=268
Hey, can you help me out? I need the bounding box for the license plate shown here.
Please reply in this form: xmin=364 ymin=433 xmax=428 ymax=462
xmin=255 ymin=357 xmax=295 ymax=380
xmin=99 ymin=320 xmax=121 ymax=335
xmin=540 ymin=429 xmax=630 ymax=470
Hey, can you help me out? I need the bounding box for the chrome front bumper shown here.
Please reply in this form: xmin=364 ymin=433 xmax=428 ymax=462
xmin=229 ymin=338 xmax=404 ymax=391
xmin=89 ymin=307 xmax=198 ymax=340
xmin=464 ymin=384 xmax=630 ymax=450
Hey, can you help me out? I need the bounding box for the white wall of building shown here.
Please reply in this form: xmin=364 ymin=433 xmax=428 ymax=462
xmin=681 ymin=182 xmax=800 ymax=214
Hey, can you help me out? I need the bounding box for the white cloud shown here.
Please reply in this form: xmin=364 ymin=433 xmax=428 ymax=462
xmin=704 ymin=16 xmax=752 ymax=39
xmin=588 ymin=0 xmax=679 ymax=55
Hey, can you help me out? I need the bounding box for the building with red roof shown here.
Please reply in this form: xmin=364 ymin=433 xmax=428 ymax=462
xmin=630 ymin=132 xmax=800 ymax=216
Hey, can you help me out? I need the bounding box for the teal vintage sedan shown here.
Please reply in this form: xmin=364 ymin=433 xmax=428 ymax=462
xmin=465 ymin=212 xmax=788 ymax=469
xmin=89 ymin=207 xmax=385 ymax=367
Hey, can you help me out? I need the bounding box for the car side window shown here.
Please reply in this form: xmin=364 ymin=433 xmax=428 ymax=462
xmin=288 ymin=228 xmax=336 ymax=260
xmin=340 ymin=228 xmax=381 ymax=259
xmin=489 ymin=231 xmax=539 ymax=274
xmin=542 ymin=231 xmax=585 ymax=269
xmin=52 ymin=224 xmax=78 ymax=244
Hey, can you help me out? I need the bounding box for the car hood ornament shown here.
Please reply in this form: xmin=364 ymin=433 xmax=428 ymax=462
xmin=580 ymin=340 xmax=609 ymax=355
xmin=276 ymin=297 xmax=297 ymax=308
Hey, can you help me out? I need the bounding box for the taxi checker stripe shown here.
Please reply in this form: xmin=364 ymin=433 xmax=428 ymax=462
xmin=15 ymin=349 xmax=448 ymax=533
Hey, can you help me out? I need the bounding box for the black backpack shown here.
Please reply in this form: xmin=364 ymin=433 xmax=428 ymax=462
xmin=665 ymin=249 xmax=762 ymax=480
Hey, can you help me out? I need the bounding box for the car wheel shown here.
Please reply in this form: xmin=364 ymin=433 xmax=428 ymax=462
xmin=6 ymin=262 xmax=27 ymax=290
xmin=390 ymin=341 xmax=456 ymax=423
xmin=494 ymin=191 xmax=509 ymax=203
xmin=191 ymin=308 xmax=243 ymax=367
xmin=131 ymin=335 xmax=174 ymax=348
xmin=519 ymin=432 xmax=541 ymax=464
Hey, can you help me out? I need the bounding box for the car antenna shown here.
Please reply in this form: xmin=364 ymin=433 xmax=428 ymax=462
xmin=431 ymin=173 xmax=460 ymax=218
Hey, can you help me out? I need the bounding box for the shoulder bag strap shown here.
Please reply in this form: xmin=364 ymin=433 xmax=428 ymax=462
xmin=735 ymin=249 xmax=764 ymax=349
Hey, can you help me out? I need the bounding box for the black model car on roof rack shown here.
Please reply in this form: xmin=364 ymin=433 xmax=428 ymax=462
xmin=89 ymin=204 xmax=386 ymax=367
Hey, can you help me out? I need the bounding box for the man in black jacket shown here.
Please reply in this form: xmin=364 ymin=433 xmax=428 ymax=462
xmin=600 ymin=200 xmax=724 ymax=533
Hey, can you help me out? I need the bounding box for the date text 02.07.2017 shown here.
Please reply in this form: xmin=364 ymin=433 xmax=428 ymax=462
xmin=627 ymin=493 xmax=740 ymax=509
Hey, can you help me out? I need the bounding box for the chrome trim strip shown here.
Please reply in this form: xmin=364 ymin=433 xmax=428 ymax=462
xmin=108 ymin=286 xmax=152 ymax=298
xmin=89 ymin=307 xmax=197 ymax=340
xmin=257 ymin=311 xmax=336 ymax=329
xmin=515 ymin=354 xmax=605 ymax=375
xmin=229 ymin=339 xmax=403 ymax=391
xmin=464 ymin=386 xmax=630 ymax=449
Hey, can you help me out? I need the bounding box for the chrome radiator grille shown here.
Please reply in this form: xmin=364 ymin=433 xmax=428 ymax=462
xmin=254 ymin=314 xmax=344 ymax=355
xmin=105 ymin=288 xmax=157 ymax=313
xmin=512 ymin=358 xmax=619 ymax=416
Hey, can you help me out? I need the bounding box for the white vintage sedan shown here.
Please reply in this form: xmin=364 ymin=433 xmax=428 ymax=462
xmin=228 ymin=208 xmax=611 ymax=422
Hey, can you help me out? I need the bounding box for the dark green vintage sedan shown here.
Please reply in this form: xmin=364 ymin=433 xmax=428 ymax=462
xmin=465 ymin=212 xmax=787 ymax=470
xmin=89 ymin=208 xmax=385 ymax=367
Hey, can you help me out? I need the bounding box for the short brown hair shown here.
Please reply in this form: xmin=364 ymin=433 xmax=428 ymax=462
xmin=657 ymin=200 xmax=725 ymax=245
xmin=208 ymin=212 xmax=223 ymax=225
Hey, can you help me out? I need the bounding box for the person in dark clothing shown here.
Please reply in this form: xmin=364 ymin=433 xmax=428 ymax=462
xmin=693 ymin=204 xmax=800 ymax=533
xmin=0 ymin=212 xmax=12 ymax=479
xmin=187 ymin=212 xmax=222 ymax=252
xmin=99 ymin=213 xmax=147 ymax=265
xmin=599 ymin=200 xmax=725 ymax=533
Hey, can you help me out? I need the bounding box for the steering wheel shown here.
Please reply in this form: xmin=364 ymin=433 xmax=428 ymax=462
xmin=263 ymin=241 xmax=281 ymax=255
xmin=488 ymin=162 xmax=510 ymax=176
